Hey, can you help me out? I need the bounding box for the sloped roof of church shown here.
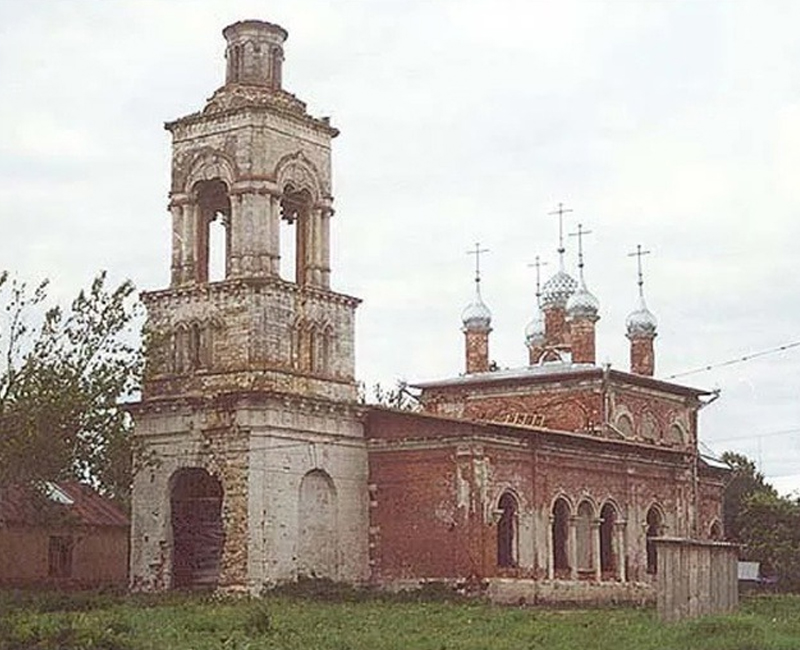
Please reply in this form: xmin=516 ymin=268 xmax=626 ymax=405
xmin=412 ymin=361 xmax=711 ymax=398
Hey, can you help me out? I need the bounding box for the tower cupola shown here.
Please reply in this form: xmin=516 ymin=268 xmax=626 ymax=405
xmin=566 ymin=223 xmax=599 ymax=364
xmin=462 ymin=243 xmax=492 ymax=374
xmin=626 ymin=244 xmax=657 ymax=376
xmin=539 ymin=203 xmax=577 ymax=352
xmin=223 ymin=20 xmax=288 ymax=88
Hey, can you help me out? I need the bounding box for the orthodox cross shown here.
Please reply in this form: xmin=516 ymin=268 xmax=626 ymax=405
xmin=467 ymin=242 xmax=489 ymax=286
xmin=627 ymin=244 xmax=651 ymax=296
xmin=569 ymin=223 xmax=593 ymax=273
xmin=527 ymin=255 xmax=549 ymax=305
xmin=548 ymin=202 xmax=573 ymax=270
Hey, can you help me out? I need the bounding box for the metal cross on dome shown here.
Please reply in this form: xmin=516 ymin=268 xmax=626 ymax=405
xmin=527 ymin=255 xmax=549 ymax=305
xmin=548 ymin=202 xmax=573 ymax=270
xmin=628 ymin=243 xmax=651 ymax=296
xmin=569 ymin=223 xmax=593 ymax=273
xmin=467 ymin=242 xmax=489 ymax=285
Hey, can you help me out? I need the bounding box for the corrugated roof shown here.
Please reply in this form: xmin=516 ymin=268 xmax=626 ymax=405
xmin=0 ymin=481 xmax=129 ymax=528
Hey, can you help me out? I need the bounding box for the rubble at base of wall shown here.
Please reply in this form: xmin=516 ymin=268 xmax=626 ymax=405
xmin=378 ymin=578 xmax=655 ymax=606
xmin=487 ymin=578 xmax=655 ymax=606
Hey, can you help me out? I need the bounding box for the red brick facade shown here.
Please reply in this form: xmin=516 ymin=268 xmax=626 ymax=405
xmin=366 ymin=366 xmax=725 ymax=602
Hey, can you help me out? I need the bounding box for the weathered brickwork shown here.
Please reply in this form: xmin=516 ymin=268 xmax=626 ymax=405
xmin=129 ymin=17 xmax=726 ymax=604
xmin=129 ymin=20 xmax=368 ymax=593
xmin=366 ymin=408 xmax=725 ymax=602
xmin=419 ymin=369 xmax=700 ymax=449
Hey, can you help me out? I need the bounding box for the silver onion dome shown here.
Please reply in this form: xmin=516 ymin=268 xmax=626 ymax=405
xmin=524 ymin=310 xmax=546 ymax=347
xmin=626 ymin=295 xmax=657 ymax=337
xmin=541 ymin=270 xmax=578 ymax=309
xmin=461 ymin=289 xmax=492 ymax=331
xmin=566 ymin=279 xmax=599 ymax=321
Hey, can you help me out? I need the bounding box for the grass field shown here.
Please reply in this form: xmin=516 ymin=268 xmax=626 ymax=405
xmin=1 ymin=586 xmax=799 ymax=650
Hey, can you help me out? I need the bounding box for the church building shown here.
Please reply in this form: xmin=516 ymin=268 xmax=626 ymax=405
xmin=129 ymin=20 xmax=726 ymax=603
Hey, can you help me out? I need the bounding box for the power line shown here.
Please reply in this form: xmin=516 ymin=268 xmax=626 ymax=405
xmin=705 ymin=426 xmax=800 ymax=445
xmin=666 ymin=340 xmax=800 ymax=380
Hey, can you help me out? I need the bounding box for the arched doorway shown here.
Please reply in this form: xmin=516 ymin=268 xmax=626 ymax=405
xmin=645 ymin=505 xmax=663 ymax=575
xmin=297 ymin=469 xmax=338 ymax=578
xmin=170 ymin=468 xmax=224 ymax=589
xmin=600 ymin=502 xmax=617 ymax=577
xmin=552 ymin=497 xmax=571 ymax=578
xmin=496 ymin=492 xmax=518 ymax=568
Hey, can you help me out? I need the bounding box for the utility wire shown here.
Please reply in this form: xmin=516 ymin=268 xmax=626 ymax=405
xmin=666 ymin=340 xmax=800 ymax=380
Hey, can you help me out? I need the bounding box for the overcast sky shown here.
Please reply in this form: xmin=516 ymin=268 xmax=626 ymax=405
xmin=2 ymin=0 xmax=800 ymax=493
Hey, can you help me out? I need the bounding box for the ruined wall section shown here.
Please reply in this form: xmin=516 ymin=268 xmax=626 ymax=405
xmin=142 ymin=281 xmax=358 ymax=403
xmin=366 ymin=409 xmax=704 ymax=588
xmin=241 ymin=395 xmax=368 ymax=586
xmin=421 ymin=378 xmax=604 ymax=433
xmin=168 ymin=108 xmax=333 ymax=200
xmin=129 ymin=402 xmax=250 ymax=591
xmin=607 ymin=382 xmax=695 ymax=449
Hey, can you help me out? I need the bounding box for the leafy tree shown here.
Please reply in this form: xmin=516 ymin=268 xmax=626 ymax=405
xmin=738 ymin=490 xmax=800 ymax=589
xmin=358 ymin=380 xmax=420 ymax=411
xmin=0 ymin=271 xmax=142 ymax=507
xmin=721 ymin=450 xmax=776 ymax=542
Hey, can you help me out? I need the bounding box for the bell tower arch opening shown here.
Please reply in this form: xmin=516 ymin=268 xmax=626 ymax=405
xmin=192 ymin=179 xmax=231 ymax=283
xmin=279 ymin=184 xmax=313 ymax=284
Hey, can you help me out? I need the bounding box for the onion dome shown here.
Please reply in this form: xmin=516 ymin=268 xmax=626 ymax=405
xmin=626 ymin=295 xmax=657 ymax=337
xmin=540 ymin=270 xmax=577 ymax=310
xmin=461 ymin=288 xmax=492 ymax=331
xmin=566 ymin=278 xmax=599 ymax=321
xmin=524 ymin=310 xmax=546 ymax=347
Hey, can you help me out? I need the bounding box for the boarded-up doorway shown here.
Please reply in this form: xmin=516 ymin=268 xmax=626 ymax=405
xmin=170 ymin=468 xmax=224 ymax=589
xmin=297 ymin=469 xmax=337 ymax=578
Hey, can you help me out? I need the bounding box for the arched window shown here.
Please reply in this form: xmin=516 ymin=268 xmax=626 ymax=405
xmin=709 ymin=520 xmax=722 ymax=540
xmin=170 ymin=468 xmax=224 ymax=589
xmin=666 ymin=423 xmax=685 ymax=446
xmin=496 ymin=492 xmax=518 ymax=568
xmin=616 ymin=413 xmax=634 ymax=438
xmin=552 ymin=498 xmax=571 ymax=577
xmin=646 ymin=505 xmax=664 ymax=574
xmin=576 ymin=500 xmax=594 ymax=572
xmin=600 ymin=502 xmax=617 ymax=577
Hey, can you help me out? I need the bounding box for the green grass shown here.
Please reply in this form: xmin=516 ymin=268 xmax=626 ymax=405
xmin=1 ymin=589 xmax=799 ymax=650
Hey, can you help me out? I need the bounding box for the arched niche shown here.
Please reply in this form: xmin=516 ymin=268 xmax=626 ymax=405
xmin=297 ymin=469 xmax=338 ymax=579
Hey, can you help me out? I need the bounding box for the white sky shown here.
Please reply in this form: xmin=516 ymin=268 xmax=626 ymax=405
xmin=2 ymin=0 xmax=800 ymax=494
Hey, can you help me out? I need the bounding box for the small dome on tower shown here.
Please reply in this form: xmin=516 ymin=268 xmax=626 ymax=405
xmin=541 ymin=270 xmax=577 ymax=309
xmin=626 ymin=296 xmax=657 ymax=337
xmin=524 ymin=311 xmax=546 ymax=346
xmin=462 ymin=291 xmax=492 ymax=331
xmin=566 ymin=279 xmax=599 ymax=321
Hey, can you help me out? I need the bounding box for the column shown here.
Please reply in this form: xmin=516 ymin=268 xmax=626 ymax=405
xmin=227 ymin=194 xmax=242 ymax=278
xmin=310 ymin=208 xmax=323 ymax=286
xmin=183 ymin=202 xmax=197 ymax=284
xmin=268 ymin=194 xmax=281 ymax=276
xmin=320 ymin=207 xmax=332 ymax=288
xmin=252 ymin=192 xmax=272 ymax=276
xmin=169 ymin=201 xmax=186 ymax=287
xmin=547 ymin=515 xmax=554 ymax=579
xmin=568 ymin=516 xmax=578 ymax=580
xmin=592 ymin=520 xmax=601 ymax=581
xmin=615 ymin=521 xmax=627 ymax=582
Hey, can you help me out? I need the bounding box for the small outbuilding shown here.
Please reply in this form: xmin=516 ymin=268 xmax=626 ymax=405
xmin=0 ymin=481 xmax=129 ymax=589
